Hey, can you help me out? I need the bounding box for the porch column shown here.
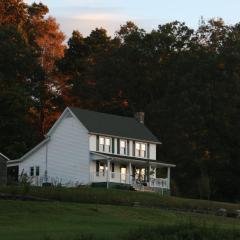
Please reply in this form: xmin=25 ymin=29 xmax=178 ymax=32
xmin=148 ymin=165 xmax=152 ymax=187
xmin=167 ymin=167 xmax=171 ymax=189
xmin=128 ymin=162 xmax=132 ymax=184
xmin=106 ymin=159 xmax=110 ymax=189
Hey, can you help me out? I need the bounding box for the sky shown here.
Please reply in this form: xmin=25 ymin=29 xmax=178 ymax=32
xmin=25 ymin=0 xmax=240 ymax=37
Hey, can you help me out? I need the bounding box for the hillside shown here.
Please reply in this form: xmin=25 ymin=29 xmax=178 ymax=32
xmin=0 ymin=186 xmax=239 ymax=214
xmin=0 ymin=200 xmax=240 ymax=240
xmin=0 ymin=187 xmax=240 ymax=239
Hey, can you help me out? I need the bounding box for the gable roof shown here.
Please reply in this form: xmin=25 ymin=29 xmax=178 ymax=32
xmin=69 ymin=107 xmax=161 ymax=143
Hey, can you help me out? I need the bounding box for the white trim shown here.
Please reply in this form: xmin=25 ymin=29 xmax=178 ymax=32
xmin=0 ymin=153 xmax=10 ymax=161
xmin=90 ymin=152 xmax=111 ymax=159
xmin=88 ymin=132 xmax=161 ymax=145
xmin=16 ymin=137 xmax=51 ymax=163
xmin=7 ymin=159 xmax=21 ymax=167
xmin=47 ymin=107 xmax=161 ymax=145
xmin=94 ymin=149 xmax=150 ymax=161
xmin=47 ymin=107 xmax=74 ymax=136
xmin=90 ymin=151 xmax=176 ymax=168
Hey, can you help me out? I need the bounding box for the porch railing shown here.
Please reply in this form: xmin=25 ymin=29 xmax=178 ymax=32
xmin=18 ymin=173 xmax=169 ymax=189
xmin=90 ymin=171 xmax=130 ymax=184
xmin=149 ymin=178 xmax=169 ymax=188
xmin=18 ymin=175 xmax=79 ymax=187
xmin=90 ymin=172 xmax=169 ymax=189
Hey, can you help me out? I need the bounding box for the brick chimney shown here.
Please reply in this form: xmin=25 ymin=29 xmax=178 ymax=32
xmin=134 ymin=112 xmax=145 ymax=124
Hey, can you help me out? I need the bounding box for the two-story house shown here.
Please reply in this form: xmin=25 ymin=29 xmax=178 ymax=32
xmin=8 ymin=107 xmax=175 ymax=192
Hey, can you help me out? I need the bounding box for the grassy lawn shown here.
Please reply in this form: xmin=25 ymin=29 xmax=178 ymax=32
xmin=0 ymin=200 xmax=240 ymax=240
xmin=1 ymin=186 xmax=240 ymax=213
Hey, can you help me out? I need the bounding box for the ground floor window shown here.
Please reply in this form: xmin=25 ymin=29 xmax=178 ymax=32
xmin=96 ymin=161 xmax=105 ymax=176
xmin=36 ymin=166 xmax=40 ymax=176
xmin=134 ymin=168 xmax=145 ymax=181
xmin=29 ymin=166 xmax=40 ymax=177
xmin=120 ymin=165 xmax=127 ymax=183
xmin=30 ymin=167 xmax=34 ymax=176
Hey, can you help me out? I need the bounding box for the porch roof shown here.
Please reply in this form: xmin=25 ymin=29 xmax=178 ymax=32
xmin=90 ymin=151 xmax=176 ymax=168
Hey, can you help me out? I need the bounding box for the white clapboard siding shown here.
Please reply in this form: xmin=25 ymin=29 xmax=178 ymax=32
xmin=19 ymin=143 xmax=47 ymax=177
xmin=89 ymin=135 xmax=96 ymax=151
xmin=129 ymin=140 xmax=133 ymax=157
xmin=149 ymin=144 xmax=156 ymax=160
xmin=114 ymin=138 xmax=118 ymax=154
xmin=47 ymin=114 xmax=89 ymax=185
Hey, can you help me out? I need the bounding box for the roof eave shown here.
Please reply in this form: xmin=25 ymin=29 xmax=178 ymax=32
xmin=0 ymin=153 xmax=10 ymax=161
xmin=90 ymin=151 xmax=175 ymax=167
xmin=88 ymin=131 xmax=161 ymax=144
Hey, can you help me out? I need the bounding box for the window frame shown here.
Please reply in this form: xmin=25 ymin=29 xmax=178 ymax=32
xmin=120 ymin=139 xmax=127 ymax=155
xmin=98 ymin=136 xmax=111 ymax=153
xmin=104 ymin=137 xmax=111 ymax=153
xmin=36 ymin=166 xmax=40 ymax=176
xmin=135 ymin=142 xmax=147 ymax=158
xmin=30 ymin=166 xmax=34 ymax=176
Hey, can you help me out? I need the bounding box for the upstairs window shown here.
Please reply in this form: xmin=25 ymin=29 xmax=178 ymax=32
xmin=105 ymin=138 xmax=111 ymax=153
xmin=99 ymin=136 xmax=111 ymax=153
xmin=140 ymin=144 xmax=146 ymax=158
xmin=99 ymin=137 xmax=105 ymax=152
xmin=120 ymin=140 xmax=127 ymax=155
xmin=135 ymin=142 xmax=146 ymax=158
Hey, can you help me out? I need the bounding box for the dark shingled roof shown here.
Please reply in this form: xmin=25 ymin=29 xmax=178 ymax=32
xmin=69 ymin=107 xmax=160 ymax=143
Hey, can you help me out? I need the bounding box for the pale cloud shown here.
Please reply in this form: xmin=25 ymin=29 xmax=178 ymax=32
xmin=23 ymin=0 xmax=240 ymax=39
xmin=72 ymin=13 xmax=126 ymax=21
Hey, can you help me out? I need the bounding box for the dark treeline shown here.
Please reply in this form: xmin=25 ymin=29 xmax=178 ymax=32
xmin=1 ymin=0 xmax=240 ymax=202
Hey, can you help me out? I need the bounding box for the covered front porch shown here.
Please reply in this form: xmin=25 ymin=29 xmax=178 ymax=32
xmin=90 ymin=152 xmax=175 ymax=192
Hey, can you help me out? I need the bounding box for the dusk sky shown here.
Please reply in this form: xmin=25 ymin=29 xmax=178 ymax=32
xmin=25 ymin=0 xmax=240 ymax=37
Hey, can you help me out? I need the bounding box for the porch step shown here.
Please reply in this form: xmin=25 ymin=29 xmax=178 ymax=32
xmin=131 ymin=184 xmax=170 ymax=195
xmin=131 ymin=184 xmax=153 ymax=192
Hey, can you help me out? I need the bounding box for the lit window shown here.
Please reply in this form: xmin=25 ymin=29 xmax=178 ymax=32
xmin=120 ymin=140 xmax=126 ymax=155
xmin=99 ymin=137 xmax=104 ymax=145
xmin=135 ymin=143 xmax=146 ymax=158
xmin=105 ymin=138 xmax=110 ymax=146
xmin=99 ymin=162 xmax=105 ymax=176
xmin=135 ymin=143 xmax=140 ymax=157
xmin=136 ymin=143 xmax=140 ymax=150
xmin=105 ymin=138 xmax=111 ymax=152
xmin=120 ymin=140 xmax=126 ymax=148
xmin=98 ymin=137 xmax=111 ymax=153
xmin=96 ymin=161 xmax=105 ymax=177
xmin=99 ymin=137 xmax=104 ymax=151
xmin=140 ymin=144 xmax=146 ymax=158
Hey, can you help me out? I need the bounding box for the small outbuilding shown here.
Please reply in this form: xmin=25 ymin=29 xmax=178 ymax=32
xmin=0 ymin=153 xmax=8 ymax=185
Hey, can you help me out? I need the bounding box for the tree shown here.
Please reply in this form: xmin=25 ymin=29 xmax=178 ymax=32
xmin=0 ymin=0 xmax=27 ymax=27
xmin=19 ymin=2 xmax=66 ymax=135
xmin=0 ymin=26 xmax=39 ymax=158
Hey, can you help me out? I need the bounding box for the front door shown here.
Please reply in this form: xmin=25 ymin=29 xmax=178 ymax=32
xmin=120 ymin=166 xmax=127 ymax=183
xmin=135 ymin=168 xmax=145 ymax=181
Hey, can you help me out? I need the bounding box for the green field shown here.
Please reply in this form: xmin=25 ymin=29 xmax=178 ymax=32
xmin=1 ymin=187 xmax=240 ymax=239
xmin=1 ymin=186 xmax=240 ymax=213
xmin=0 ymin=200 xmax=240 ymax=240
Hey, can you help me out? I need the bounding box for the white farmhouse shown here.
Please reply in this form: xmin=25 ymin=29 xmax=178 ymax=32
xmin=8 ymin=107 xmax=175 ymax=192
